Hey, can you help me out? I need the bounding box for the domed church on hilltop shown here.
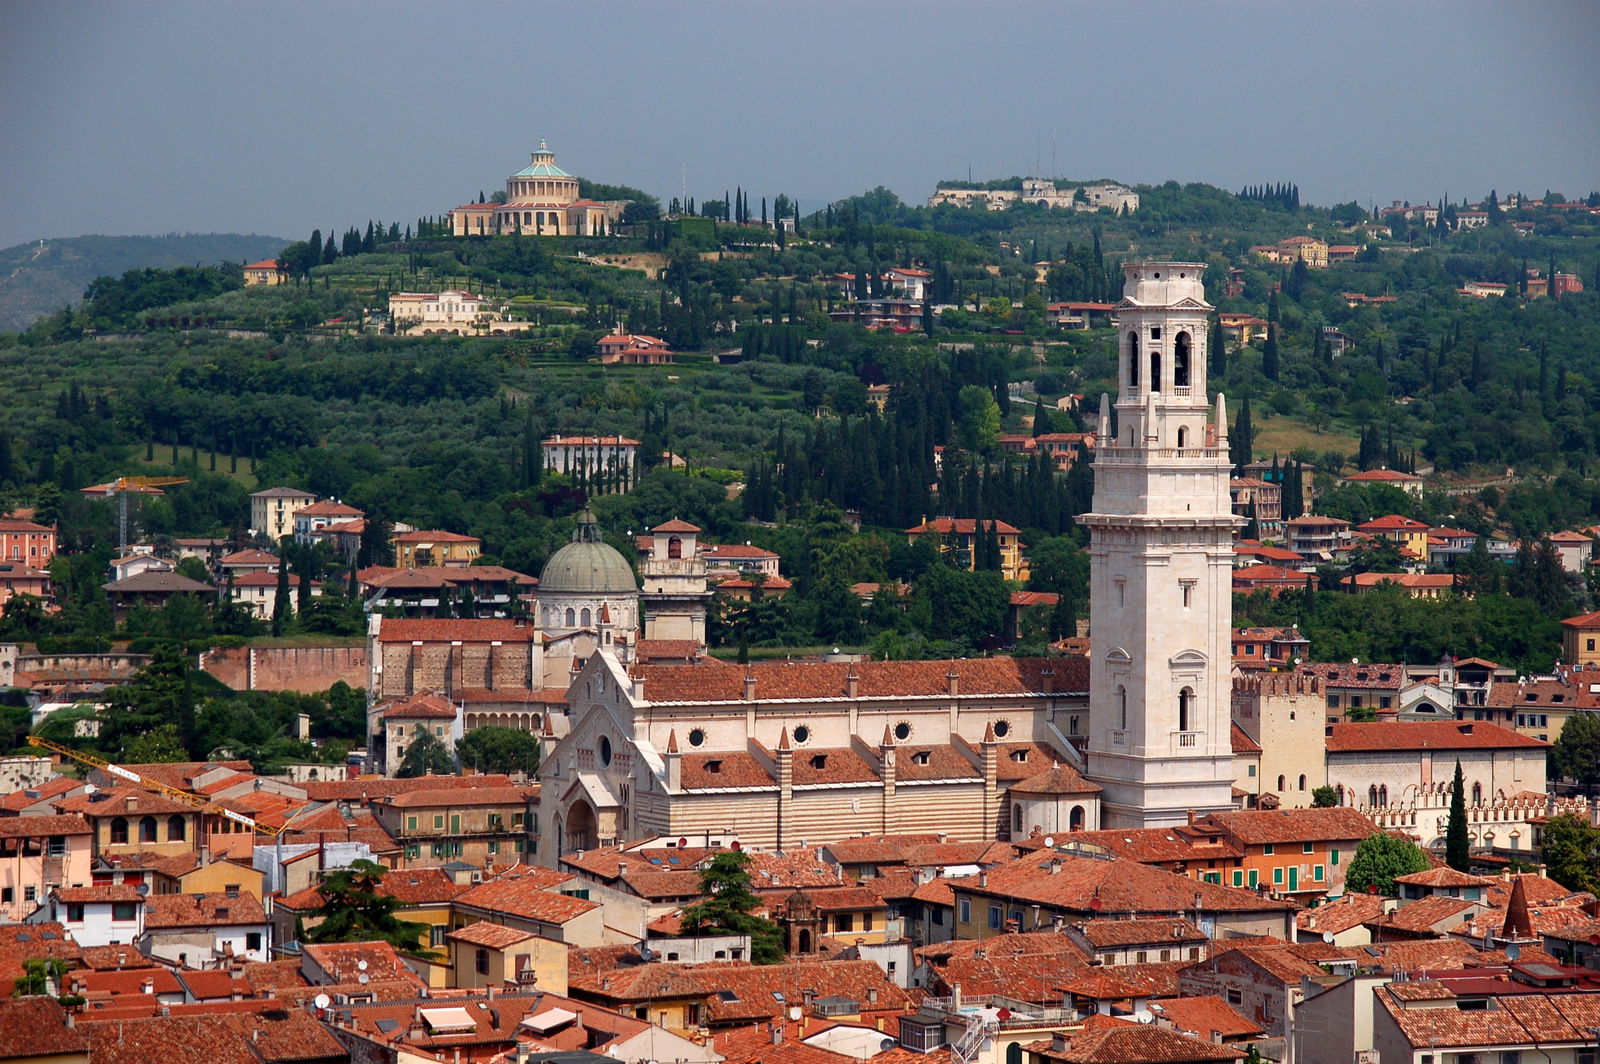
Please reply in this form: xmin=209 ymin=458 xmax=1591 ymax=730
xmin=447 ymin=140 xmax=627 ymax=237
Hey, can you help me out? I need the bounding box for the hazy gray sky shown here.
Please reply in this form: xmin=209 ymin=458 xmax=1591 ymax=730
xmin=3 ymin=0 xmax=1597 ymax=249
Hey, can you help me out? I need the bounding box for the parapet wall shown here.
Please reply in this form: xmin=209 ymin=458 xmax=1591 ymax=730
xmin=201 ymin=644 xmax=368 ymax=694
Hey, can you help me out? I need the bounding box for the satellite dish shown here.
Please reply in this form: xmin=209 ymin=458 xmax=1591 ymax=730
xmin=1132 ymin=1009 xmax=1154 ymax=1024
xmin=880 ymin=1039 xmax=897 ymax=1053
xmin=678 ymin=838 xmax=689 ymax=848
xmin=788 ymin=1007 xmax=803 ymax=1021
xmin=357 ymin=973 xmax=369 ymax=985
xmin=83 ymin=784 xmax=98 ymax=795
xmin=1322 ymin=931 xmax=1335 ymax=945
xmin=135 ymin=883 xmax=150 ymax=897
xmin=313 ymin=994 xmax=331 ymax=1010
xmin=1043 ymin=836 xmax=1055 ymax=849
xmin=1507 ymin=944 xmax=1521 ymax=962
xmin=357 ymin=960 xmax=368 ymax=971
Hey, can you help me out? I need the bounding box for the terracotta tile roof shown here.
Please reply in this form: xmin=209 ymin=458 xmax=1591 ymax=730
xmin=1148 ymin=994 xmax=1262 ymax=1039
xmin=55 ymin=884 xmax=146 ymax=903
xmin=75 ymin=965 xmax=185 ymax=997
xmin=447 ymin=920 xmax=539 ymax=948
xmin=929 ymin=946 xmax=1092 ymax=1001
xmin=704 ymin=959 xmax=917 ymax=1022
xmin=1297 ymin=891 xmax=1388 ymax=934
xmin=1050 ymin=827 xmax=1239 ymax=865
xmin=635 ymin=657 xmax=1085 ymax=704
xmin=381 ymin=785 xmax=533 ymax=809
xmin=1326 ymin=721 xmax=1549 ymax=752
xmin=0 ymin=812 xmax=91 ymax=836
xmin=1229 ymin=723 xmax=1262 ymax=754
xmin=1008 ymin=762 xmax=1101 ymax=796
xmin=373 ymin=617 xmax=540 ymax=644
xmin=906 ymin=518 xmax=1023 ymax=535
xmin=791 ymin=747 xmax=879 ymax=786
xmin=635 ymin=639 xmax=705 ymax=662
xmin=744 ymin=848 xmax=848 ymax=891
xmin=682 ymin=751 xmax=775 ymax=790
xmin=456 ymin=867 xmax=600 ymax=924
xmin=901 ymin=840 xmax=1018 ymax=868
xmin=77 ymin=944 xmax=158 ymax=970
xmin=1346 ymin=469 xmax=1422 ymax=483
xmin=1297 ymin=662 xmax=1406 ymax=690
xmin=0 ymin=923 xmax=81 ymax=989
xmin=1366 ymin=895 xmax=1478 ymax=935
xmin=240 ymin=959 xmax=307 ymax=993
xmin=0 ymin=775 xmax=81 ymax=811
xmin=961 ymin=850 xmax=1296 ymax=916
xmin=300 ymin=940 xmax=423 ymax=985
xmin=1032 ymin=1023 xmax=1246 ymax=1062
xmin=0 ymin=997 xmax=88 ymax=1058
xmin=1395 ymin=867 xmax=1495 ymax=888
xmin=823 ymin=834 xmax=944 ymax=865
xmin=301 ymin=773 xmax=514 ymax=801
xmin=280 ymin=867 xmax=468 ymax=910
xmin=990 ymin=742 xmax=1072 ymax=783
xmin=1074 ymin=918 xmax=1207 ymax=948
xmin=652 ymin=518 xmax=703 ymax=533
xmin=561 ymin=844 xmax=715 ymax=878
xmin=1196 ymin=807 xmax=1377 ymax=845
xmin=702 ymin=544 xmax=779 ymax=559
xmin=80 ymin=1010 xmax=345 ymax=1064
xmin=143 ymin=890 xmax=267 ymax=929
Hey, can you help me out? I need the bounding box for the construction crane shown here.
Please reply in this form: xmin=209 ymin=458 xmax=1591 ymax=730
xmin=102 ymin=475 xmax=189 ymax=549
xmin=25 ymin=735 xmax=282 ymax=837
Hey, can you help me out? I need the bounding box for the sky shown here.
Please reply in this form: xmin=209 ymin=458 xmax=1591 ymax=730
xmin=2 ymin=0 xmax=1598 ymax=250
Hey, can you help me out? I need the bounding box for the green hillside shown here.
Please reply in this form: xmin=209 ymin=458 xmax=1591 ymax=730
xmin=0 ymin=233 xmax=288 ymax=332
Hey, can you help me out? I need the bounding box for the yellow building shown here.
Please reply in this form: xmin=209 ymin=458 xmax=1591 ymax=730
xmin=448 ymin=141 xmax=624 ymax=237
xmin=392 ymin=529 xmax=483 ymax=568
xmin=1561 ymin=609 xmax=1600 ymax=666
xmin=1277 ymin=236 xmax=1330 ymax=268
xmin=905 ymin=517 xmax=1030 ymax=582
xmin=447 ymin=920 xmax=568 ymax=993
xmin=243 ymin=258 xmax=287 ymax=286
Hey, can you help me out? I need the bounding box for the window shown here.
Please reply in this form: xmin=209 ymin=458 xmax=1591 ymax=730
xmin=434 ymin=815 xmax=445 ymax=829
xmin=1247 ymin=764 xmax=1256 ymax=777
xmin=960 ymin=899 xmax=971 ymax=923
xmin=407 ymin=816 xmax=418 ymax=831
xmin=139 ymin=817 xmax=157 ymax=843
xmin=488 ymin=841 xmax=499 ymax=856
xmin=1178 ymin=687 xmax=1192 ymax=732
xmin=23 ymin=885 xmax=36 ymax=902
xmin=47 ymin=836 xmax=67 ymax=857
xmin=1263 ymin=844 xmax=1275 ymax=856
xmin=476 ymin=948 xmax=490 ymax=975
xmin=835 ymin=914 xmax=854 ymax=933
xmin=1298 ymin=775 xmax=1307 ymax=791
xmin=1313 ymin=865 xmax=1324 ymax=882
xmin=167 ymin=815 xmax=186 ymax=841
xmin=1326 ymin=695 xmax=1339 ymax=709
xmin=1273 ymin=867 xmax=1284 ymax=884
xmin=1227 ymin=989 xmax=1243 ymax=1006
xmin=1330 ymin=848 xmax=1340 ymax=865
xmin=112 ymin=902 xmax=137 ymax=921
xmin=406 ymin=845 xmax=420 ymax=860
xmin=110 ymin=818 xmax=128 ymax=844
xmin=246 ymin=932 xmax=262 ymax=952
xmin=1277 ymin=775 xmax=1286 ymax=792
xmin=1127 ymin=332 xmax=1140 ymax=389
xmin=1135 ymin=950 xmax=1148 ymax=963
xmin=66 ymin=903 xmax=84 ymax=922
xmin=988 ymin=905 xmax=1002 ymax=930
xmin=1303 ymin=842 xmax=1314 ymax=854
xmin=431 ymin=926 xmax=448 ymax=947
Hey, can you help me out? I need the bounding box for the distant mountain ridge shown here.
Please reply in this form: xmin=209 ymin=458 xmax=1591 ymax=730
xmin=0 ymin=233 xmax=289 ymax=332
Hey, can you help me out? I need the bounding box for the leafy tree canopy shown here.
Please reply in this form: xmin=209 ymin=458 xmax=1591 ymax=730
xmin=456 ymin=726 xmax=540 ymax=776
xmin=1344 ymin=832 xmax=1432 ymax=896
xmin=679 ymin=851 xmax=785 ymax=964
xmin=307 ymin=859 xmax=431 ymax=953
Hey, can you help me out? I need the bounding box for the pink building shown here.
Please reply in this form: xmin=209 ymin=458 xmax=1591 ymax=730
xmin=0 ymin=517 xmax=56 ymax=567
xmin=0 ymin=814 xmax=94 ymax=922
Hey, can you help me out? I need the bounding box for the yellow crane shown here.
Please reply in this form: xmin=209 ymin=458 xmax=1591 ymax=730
xmin=103 ymin=475 xmax=189 ymax=549
xmin=26 ymin=735 xmax=283 ymax=837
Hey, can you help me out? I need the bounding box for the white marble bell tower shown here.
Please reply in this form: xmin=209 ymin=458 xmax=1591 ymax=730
xmin=1081 ymin=262 xmax=1239 ymax=828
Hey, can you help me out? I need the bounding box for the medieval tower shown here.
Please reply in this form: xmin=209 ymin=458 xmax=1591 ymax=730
xmin=1082 ymin=262 xmax=1239 ymax=827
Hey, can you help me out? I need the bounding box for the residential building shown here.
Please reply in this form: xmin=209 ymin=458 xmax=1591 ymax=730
xmin=358 ymin=565 xmax=537 ymax=618
xmin=447 ymin=140 xmax=624 ymax=237
xmin=1229 ymin=477 xmax=1282 ymax=536
xmin=388 ymin=289 xmax=500 ymax=334
xmin=541 ymin=434 xmax=640 ymax=486
xmin=1560 ymin=608 xmax=1600 ymax=666
xmin=1230 ymin=626 xmax=1308 ymax=672
xmin=0 ymin=563 xmax=52 ymax=616
xmin=136 ymin=889 xmax=270 ymax=967
xmin=446 ymin=921 xmax=568 ymax=992
xmin=1218 ymin=313 xmax=1270 ymax=347
xmin=292 ymin=500 xmax=364 ymax=545
xmin=1356 ymin=514 xmax=1432 ymax=560
xmin=1342 ymin=468 xmax=1424 ymax=497
xmin=0 ymin=814 xmax=93 ymax=921
xmin=928 ymin=180 xmax=1138 ymax=213
xmin=371 ymin=784 xmax=536 ymax=868
xmin=1082 ymin=262 xmax=1238 ymax=827
xmin=50 ymin=787 xmax=202 ymax=860
xmin=101 ymin=571 xmax=215 ymax=619
xmin=241 ymin=258 xmax=287 ymax=286
xmin=596 ymin=334 xmax=673 ymax=365
xmin=1340 ymin=572 xmax=1458 ymax=599
xmin=905 ymin=517 xmax=1030 ymax=582
xmin=1231 ymin=672 xmax=1327 ymax=808
xmin=274 ymin=867 xmax=467 ymax=960
xmin=32 ymin=884 xmax=146 ymax=946
xmin=1285 ymin=515 xmax=1353 ymax=559
xmin=1231 ymin=564 xmax=1310 ymax=596
xmin=248 ymin=486 xmax=315 ymax=541
xmin=1183 ymin=808 xmax=1375 ymax=899
xmin=1548 ymin=530 xmax=1593 ymax=573
xmin=392 ymin=529 xmax=482 ymax=568
xmin=372 ymin=692 xmax=462 ymax=776
xmin=225 ymin=570 xmax=317 ymax=620
xmin=1061 ymin=917 xmax=1209 ymax=966
xmin=699 ymin=543 xmax=780 ymax=580
xmin=450 ymin=865 xmax=605 ymax=947
xmin=0 ymin=517 xmax=57 ymax=567
xmin=1046 ymin=302 xmax=1116 ymax=329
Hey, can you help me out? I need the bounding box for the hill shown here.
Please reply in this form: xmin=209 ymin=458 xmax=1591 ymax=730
xmin=0 ymin=233 xmax=288 ymax=332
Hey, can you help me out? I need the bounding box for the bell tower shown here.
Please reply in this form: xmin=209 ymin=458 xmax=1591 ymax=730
xmin=1081 ymin=262 xmax=1239 ymax=827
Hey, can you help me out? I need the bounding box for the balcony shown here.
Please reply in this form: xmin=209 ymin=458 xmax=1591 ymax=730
xmin=1109 ymin=729 xmax=1128 ymax=748
xmin=1173 ymin=731 xmax=1201 ymax=749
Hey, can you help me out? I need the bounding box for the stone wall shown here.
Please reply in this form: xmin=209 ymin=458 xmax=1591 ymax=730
xmin=200 ymin=644 xmax=368 ymax=694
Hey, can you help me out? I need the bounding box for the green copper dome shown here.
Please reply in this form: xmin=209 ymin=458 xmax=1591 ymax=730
xmin=513 ymin=139 xmax=573 ymax=179
xmin=540 ymin=509 xmax=636 ymax=594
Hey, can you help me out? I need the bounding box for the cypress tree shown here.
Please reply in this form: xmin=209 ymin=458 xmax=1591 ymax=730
xmin=1446 ymin=760 xmax=1470 ymax=871
xmin=1230 ymin=398 xmax=1254 ymax=473
xmin=1262 ymin=328 xmax=1280 ymax=381
xmin=1210 ymin=317 xmax=1227 ymax=380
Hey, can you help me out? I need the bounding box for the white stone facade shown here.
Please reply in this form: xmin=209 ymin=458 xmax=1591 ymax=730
xmin=928 ymin=180 xmax=1138 ymax=213
xmin=1083 ymin=262 xmax=1239 ymax=827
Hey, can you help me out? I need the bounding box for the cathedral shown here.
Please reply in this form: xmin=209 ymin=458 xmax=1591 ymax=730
xmin=447 ymin=141 xmax=626 ymax=237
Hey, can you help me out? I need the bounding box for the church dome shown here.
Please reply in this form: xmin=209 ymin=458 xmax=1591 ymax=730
xmin=540 ymin=509 xmax=636 ymax=594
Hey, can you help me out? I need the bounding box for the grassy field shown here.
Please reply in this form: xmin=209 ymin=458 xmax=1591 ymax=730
xmin=1253 ymin=416 xmax=1362 ymax=461
xmin=131 ymin=442 xmax=259 ymax=489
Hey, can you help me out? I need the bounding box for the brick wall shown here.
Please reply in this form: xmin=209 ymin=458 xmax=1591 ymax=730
xmin=201 ymin=645 xmax=368 ymax=693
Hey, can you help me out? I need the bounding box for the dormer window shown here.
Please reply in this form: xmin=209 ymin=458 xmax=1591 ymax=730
xmin=810 ymin=754 xmax=828 ymax=770
xmin=1010 ymin=750 xmax=1029 ymax=763
xmin=705 ymin=760 xmax=722 ymax=774
xmin=911 ymin=751 xmax=931 ymax=766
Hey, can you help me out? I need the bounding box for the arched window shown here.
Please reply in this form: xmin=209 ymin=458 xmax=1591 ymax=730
xmin=1178 ymin=687 xmax=1193 ymax=732
xmin=522 ymin=211 xmax=532 ymax=225
xmin=1369 ymin=785 xmax=1379 ymax=806
xmin=1069 ymin=805 xmax=1085 ymax=831
xmin=110 ymin=817 xmax=128 ymax=844
xmin=1012 ymin=805 xmax=1023 ymax=834
xmin=1127 ymin=333 xmax=1140 ymax=390
xmin=1177 ymin=426 xmax=1188 ymax=448
xmin=564 ymin=608 xmax=576 ymax=626
xmin=1335 ymin=784 xmax=1345 ymax=805
xmin=1117 ymin=685 xmax=1128 ymax=729
xmin=1471 ymin=782 xmax=1482 ymax=804
xmin=1379 ymin=785 xmax=1389 ymax=806
xmin=580 ymin=607 xmax=592 ymax=626
xmin=1298 ymin=774 xmax=1307 ymax=791
xmin=139 ymin=816 xmax=158 ymax=843
xmin=1278 ymin=775 xmax=1287 ymax=792
xmin=667 ymin=535 xmax=682 ymax=559
xmin=167 ymin=815 xmax=186 ymax=841
xmin=1174 ymin=332 xmax=1191 ymax=387
xmin=1150 ymin=349 xmax=1162 ymax=392
xmin=1006 ymin=1043 xmax=1024 ymax=1064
